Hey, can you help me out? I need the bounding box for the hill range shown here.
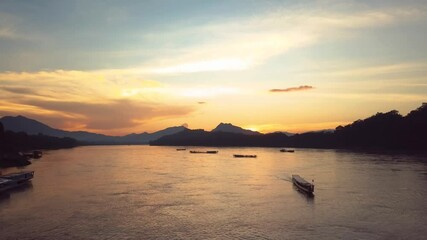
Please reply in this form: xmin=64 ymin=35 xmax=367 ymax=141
xmin=1 ymin=103 xmax=426 ymax=150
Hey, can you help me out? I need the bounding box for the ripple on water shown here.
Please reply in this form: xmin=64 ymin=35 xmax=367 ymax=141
xmin=1 ymin=146 xmax=427 ymax=240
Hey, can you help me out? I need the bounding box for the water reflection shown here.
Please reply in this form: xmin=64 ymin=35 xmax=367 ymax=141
xmin=292 ymin=184 xmax=315 ymax=202
xmin=0 ymin=182 xmax=33 ymax=203
xmin=9 ymin=181 xmax=33 ymax=193
xmin=0 ymin=146 xmax=426 ymax=240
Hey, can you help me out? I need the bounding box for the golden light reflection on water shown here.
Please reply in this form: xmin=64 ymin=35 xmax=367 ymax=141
xmin=1 ymin=146 xmax=427 ymax=239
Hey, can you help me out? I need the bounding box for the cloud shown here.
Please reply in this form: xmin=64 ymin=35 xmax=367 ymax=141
xmin=6 ymin=98 xmax=194 ymax=131
xmin=141 ymin=7 xmax=424 ymax=74
xmin=0 ymin=12 xmax=39 ymax=41
xmin=270 ymin=85 xmax=314 ymax=93
xmin=151 ymin=59 xmax=249 ymax=74
xmin=0 ymin=69 xmax=197 ymax=134
xmin=197 ymin=102 xmax=206 ymax=104
xmin=298 ymin=62 xmax=427 ymax=79
xmin=179 ymin=87 xmax=239 ymax=98
xmin=0 ymin=13 xmax=18 ymax=39
xmin=0 ymin=27 xmax=15 ymax=39
xmin=181 ymin=123 xmax=189 ymax=128
xmin=1 ymin=86 xmax=39 ymax=95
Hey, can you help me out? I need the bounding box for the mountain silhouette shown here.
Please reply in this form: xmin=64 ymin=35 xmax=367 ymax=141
xmin=212 ymin=123 xmax=261 ymax=135
xmin=1 ymin=115 xmax=113 ymax=143
xmin=0 ymin=115 xmax=186 ymax=144
xmin=2 ymin=103 xmax=426 ymax=150
xmin=118 ymin=126 xmax=188 ymax=144
xmin=150 ymin=129 xmax=288 ymax=147
xmin=152 ymin=103 xmax=427 ymax=150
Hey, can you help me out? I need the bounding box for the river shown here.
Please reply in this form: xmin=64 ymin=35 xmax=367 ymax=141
xmin=1 ymin=145 xmax=426 ymax=239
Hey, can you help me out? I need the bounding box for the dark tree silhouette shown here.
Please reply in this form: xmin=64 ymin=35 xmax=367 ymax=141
xmin=152 ymin=103 xmax=427 ymax=151
xmin=1 ymin=128 xmax=78 ymax=168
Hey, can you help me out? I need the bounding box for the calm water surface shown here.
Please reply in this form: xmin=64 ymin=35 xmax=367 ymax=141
xmin=1 ymin=146 xmax=426 ymax=239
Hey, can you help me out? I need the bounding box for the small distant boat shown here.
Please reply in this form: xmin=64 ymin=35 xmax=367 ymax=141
xmin=206 ymin=151 xmax=218 ymax=154
xmin=22 ymin=152 xmax=34 ymax=158
xmin=280 ymin=149 xmax=295 ymax=153
xmin=190 ymin=150 xmax=218 ymax=154
xmin=292 ymin=175 xmax=314 ymax=194
xmin=0 ymin=171 xmax=34 ymax=193
xmin=33 ymin=150 xmax=42 ymax=159
xmin=233 ymin=154 xmax=257 ymax=158
xmin=176 ymin=148 xmax=186 ymax=151
xmin=22 ymin=150 xmax=43 ymax=159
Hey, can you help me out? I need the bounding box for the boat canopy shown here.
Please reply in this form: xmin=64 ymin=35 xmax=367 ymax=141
xmin=292 ymin=175 xmax=312 ymax=186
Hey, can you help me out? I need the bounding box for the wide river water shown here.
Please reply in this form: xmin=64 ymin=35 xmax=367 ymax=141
xmin=1 ymin=145 xmax=427 ymax=239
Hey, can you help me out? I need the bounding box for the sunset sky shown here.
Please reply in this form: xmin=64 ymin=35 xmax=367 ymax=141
xmin=1 ymin=0 xmax=426 ymax=135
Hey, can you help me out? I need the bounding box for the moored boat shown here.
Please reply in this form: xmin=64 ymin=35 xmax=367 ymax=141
xmin=280 ymin=149 xmax=295 ymax=153
xmin=33 ymin=150 xmax=43 ymax=159
xmin=176 ymin=148 xmax=186 ymax=151
xmin=233 ymin=154 xmax=257 ymax=158
xmin=1 ymin=171 xmax=34 ymax=184
xmin=292 ymin=175 xmax=314 ymax=194
xmin=0 ymin=171 xmax=34 ymax=193
xmin=190 ymin=150 xmax=218 ymax=154
xmin=21 ymin=150 xmax=43 ymax=159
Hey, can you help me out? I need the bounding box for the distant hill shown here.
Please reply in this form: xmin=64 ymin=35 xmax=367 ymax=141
xmin=151 ymin=129 xmax=288 ymax=147
xmin=118 ymin=126 xmax=188 ymax=144
xmin=1 ymin=115 xmax=115 ymax=143
xmin=1 ymin=115 xmax=59 ymax=136
xmin=3 ymin=103 xmax=427 ymax=150
xmin=271 ymin=131 xmax=295 ymax=136
xmin=212 ymin=123 xmax=261 ymax=135
xmin=0 ymin=115 xmax=186 ymax=144
xmin=152 ymin=103 xmax=427 ymax=150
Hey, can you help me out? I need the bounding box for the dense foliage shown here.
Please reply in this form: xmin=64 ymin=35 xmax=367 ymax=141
xmin=0 ymin=122 xmax=78 ymax=167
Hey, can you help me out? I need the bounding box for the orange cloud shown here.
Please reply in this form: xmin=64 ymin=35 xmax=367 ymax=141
xmin=9 ymin=98 xmax=194 ymax=132
xmin=269 ymin=85 xmax=314 ymax=93
xmin=1 ymin=87 xmax=38 ymax=95
xmin=0 ymin=69 xmax=201 ymax=134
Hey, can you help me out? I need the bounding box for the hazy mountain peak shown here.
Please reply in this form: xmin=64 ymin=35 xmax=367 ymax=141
xmin=272 ymin=131 xmax=295 ymax=136
xmin=212 ymin=123 xmax=261 ymax=135
xmin=1 ymin=115 xmax=55 ymax=135
xmin=0 ymin=115 xmax=187 ymax=144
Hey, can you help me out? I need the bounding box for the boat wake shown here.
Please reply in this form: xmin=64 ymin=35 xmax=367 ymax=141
xmin=276 ymin=174 xmax=292 ymax=182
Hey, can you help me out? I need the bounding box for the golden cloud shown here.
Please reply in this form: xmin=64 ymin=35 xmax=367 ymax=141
xmin=0 ymin=70 xmax=196 ymax=134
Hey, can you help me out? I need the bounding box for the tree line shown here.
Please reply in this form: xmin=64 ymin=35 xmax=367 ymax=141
xmin=151 ymin=103 xmax=427 ymax=150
